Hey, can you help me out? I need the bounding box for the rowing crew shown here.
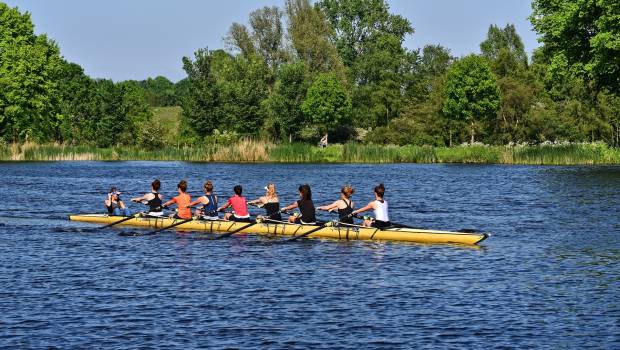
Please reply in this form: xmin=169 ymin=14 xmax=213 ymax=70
xmin=104 ymin=180 xmax=390 ymax=228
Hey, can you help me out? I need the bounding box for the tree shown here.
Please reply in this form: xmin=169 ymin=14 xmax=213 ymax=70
xmin=57 ymin=61 xmax=99 ymax=144
xmin=180 ymin=48 xmax=223 ymax=138
xmin=301 ymin=73 xmax=352 ymax=138
xmin=262 ymin=61 xmax=308 ymax=141
xmin=0 ymin=3 xmax=63 ymax=142
xmin=248 ymin=6 xmax=286 ymax=71
xmin=531 ymin=0 xmax=620 ymax=93
xmin=442 ymin=55 xmax=500 ymax=144
xmin=480 ymin=24 xmax=528 ymax=68
xmin=285 ymin=0 xmax=344 ymax=76
xmin=225 ymin=23 xmax=255 ymax=58
xmin=317 ymin=0 xmax=414 ymax=128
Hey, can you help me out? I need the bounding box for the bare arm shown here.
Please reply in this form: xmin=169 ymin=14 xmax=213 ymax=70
xmin=281 ymin=201 xmax=299 ymax=212
xmin=318 ymin=200 xmax=341 ymax=211
xmin=352 ymin=201 xmax=375 ymax=216
xmin=188 ymin=196 xmax=207 ymax=208
xmin=217 ymin=200 xmax=231 ymax=212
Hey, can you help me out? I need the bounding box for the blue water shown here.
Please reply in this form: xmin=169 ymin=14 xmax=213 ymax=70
xmin=0 ymin=162 xmax=619 ymax=349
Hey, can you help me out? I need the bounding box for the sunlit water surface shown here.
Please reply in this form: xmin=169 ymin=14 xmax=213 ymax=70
xmin=0 ymin=162 xmax=619 ymax=349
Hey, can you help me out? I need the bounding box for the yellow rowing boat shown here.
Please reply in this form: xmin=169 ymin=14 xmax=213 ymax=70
xmin=69 ymin=214 xmax=489 ymax=245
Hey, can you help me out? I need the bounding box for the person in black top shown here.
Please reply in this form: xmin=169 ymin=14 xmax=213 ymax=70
xmin=317 ymin=185 xmax=355 ymax=224
xmin=282 ymin=184 xmax=316 ymax=224
xmin=131 ymin=179 xmax=164 ymax=216
xmin=248 ymin=183 xmax=281 ymax=221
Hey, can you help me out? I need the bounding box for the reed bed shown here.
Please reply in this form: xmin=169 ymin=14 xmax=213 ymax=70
xmin=1 ymin=141 xmax=619 ymax=165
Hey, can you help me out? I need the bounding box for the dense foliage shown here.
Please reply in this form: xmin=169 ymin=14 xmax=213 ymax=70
xmin=0 ymin=0 xmax=619 ymax=147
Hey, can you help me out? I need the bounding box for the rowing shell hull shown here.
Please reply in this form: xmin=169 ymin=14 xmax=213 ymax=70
xmin=69 ymin=214 xmax=488 ymax=245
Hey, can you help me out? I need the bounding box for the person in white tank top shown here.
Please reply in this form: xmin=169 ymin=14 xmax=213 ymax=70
xmin=351 ymin=183 xmax=391 ymax=228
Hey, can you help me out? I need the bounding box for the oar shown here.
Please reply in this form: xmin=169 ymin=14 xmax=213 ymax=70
xmin=215 ymin=221 xmax=257 ymax=240
xmin=287 ymin=221 xmax=332 ymax=242
xmin=99 ymin=212 xmax=143 ymax=229
xmin=119 ymin=217 xmax=193 ymax=237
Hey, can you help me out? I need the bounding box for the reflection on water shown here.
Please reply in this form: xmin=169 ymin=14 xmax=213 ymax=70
xmin=0 ymin=162 xmax=619 ymax=348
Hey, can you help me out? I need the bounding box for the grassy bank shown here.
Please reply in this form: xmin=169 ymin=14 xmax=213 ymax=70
xmin=1 ymin=141 xmax=619 ymax=165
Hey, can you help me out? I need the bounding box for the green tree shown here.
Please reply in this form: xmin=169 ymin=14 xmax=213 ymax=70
xmin=180 ymin=48 xmax=223 ymax=139
xmin=285 ymin=0 xmax=344 ymax=76
xmin=57 ymin=61 xmax=99 ymax=144
xmin=480 ymin=24 xmax=528 ymax=68
xmin=442 ymin=55 xmax=500 ymax=144
xmin=0 ymin=3 xmax=63 ymax=142
xmin=317 ymin=0 xmax=414 ymax=128
xmin=248 ymin=6 xmax=286 ymax=71
xmin=262 ymin=61 xmax=308 ymax=141
xmin=216 ymin=54 xmax=271 ymax=134
xmin=531 ymin=0 xmax=620 ymax=93
xmin=301 ymin=72 xmax=352 ymax=138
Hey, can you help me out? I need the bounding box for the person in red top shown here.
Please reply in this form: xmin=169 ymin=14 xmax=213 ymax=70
xmin=218 ymin=185 xmax=251 ymax=222
xmin=163 ymin=180 xmax=192 ymax=219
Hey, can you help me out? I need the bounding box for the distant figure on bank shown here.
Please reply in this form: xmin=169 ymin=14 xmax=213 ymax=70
xmin=188 ymin=180 xmax=219 ymax=220
xmin=319 ymin=134 xmax=328 ymax=148
xmin=317 ymin=185 xmax=355 ymax=224
xmin=248 ymin=183 xmax=281 ymax=221
xmin=351 ymin=183 xmax=390 ymax=228
xmin=105 ymin=186 xmax=130 ymax=216
xmin=163 ymin=180 xmax=192 ymax=219
xmin=131 ymin=179 xmax=164 ymax=216
xmin=218 ymin=185 xmax=251 ymax=222
xmin=282 ymin=184 xmax=316 ymax=224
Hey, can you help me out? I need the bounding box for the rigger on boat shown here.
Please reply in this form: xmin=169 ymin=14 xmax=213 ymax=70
xmin=71 ymin=180 xmax=489 ymax=245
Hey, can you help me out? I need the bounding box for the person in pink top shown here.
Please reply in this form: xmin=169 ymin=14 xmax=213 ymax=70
xmin=217 ymin=185 xmax=252 ymax=222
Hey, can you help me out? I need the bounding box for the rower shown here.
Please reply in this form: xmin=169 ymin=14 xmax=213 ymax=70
xmin=317 ymin=185 xmax=354 ymax=224
xmin=281 ymin=184 xmax=316 ymax=224
xmin=248 ymin=183 xmax=281 ymax=221
xmin=188 ymin=180 xmax=219 ymax=220
xmin=131 ymin=179 xmax=164 ymax=216
xmin=218 ymin=185 xmax=251 ymax=222
xmin=105 ymin=186 xmax=130 ymax=216
xmin=162 ymin=180 xmax=192 ymax=219
xmin=351 ymin=183 xmax=390 ymax=228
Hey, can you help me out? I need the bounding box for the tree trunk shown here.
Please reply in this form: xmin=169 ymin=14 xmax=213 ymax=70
xmin=470 ymin=121 xmax=475 ymax=144
xmin=449 ymin=129 xmax=453 ymax=147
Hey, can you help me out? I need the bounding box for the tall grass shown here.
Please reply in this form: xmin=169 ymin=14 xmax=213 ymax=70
xmin=1 ymin=141 xmax=619 ymax=165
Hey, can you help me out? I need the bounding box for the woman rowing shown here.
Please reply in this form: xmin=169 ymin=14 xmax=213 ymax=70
xmin=218 ymin=185 xmax=251 ymax=222
xmin=188 ymin=180 xmax=219 ymax=220
xmin=248 ymin=183 xmax=281 ymax=221
xmin=317 ymin=185 xmax=355 ymax=224
xmin=351 ymin=183 xmax=390 ymax=228
xmin=131 ymin=179 xmax=164 ymax=216
xmin=105 ymin=186 xmax=130 ymax=216
xmin=162 ymin=180 xmax=192 ymax=219
xmin=281 ymin=184 xmax=316 ymax=224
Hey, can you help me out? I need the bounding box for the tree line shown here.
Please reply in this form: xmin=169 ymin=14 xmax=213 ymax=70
xmin=1 ymin=0 xmax=618 ymax=148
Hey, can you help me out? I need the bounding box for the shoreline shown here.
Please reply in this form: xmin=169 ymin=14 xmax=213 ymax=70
xmin=1 ymin=141 xmax=619 ymax=165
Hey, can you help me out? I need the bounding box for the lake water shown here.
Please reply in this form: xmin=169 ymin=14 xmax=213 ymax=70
xmin=0 ymin=162 xmax=619 ymax=349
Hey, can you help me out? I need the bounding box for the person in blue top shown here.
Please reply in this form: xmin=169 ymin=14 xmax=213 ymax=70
xmin=188 ymin=180 xmax=219 ymax=220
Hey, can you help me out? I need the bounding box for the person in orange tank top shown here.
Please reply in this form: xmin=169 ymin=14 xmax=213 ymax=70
xmin=163 ymin=180 xmax=192 ymax=219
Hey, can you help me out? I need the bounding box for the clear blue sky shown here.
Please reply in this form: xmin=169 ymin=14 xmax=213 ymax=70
xmin=5 ymin=0 xmax=539 ymax=82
